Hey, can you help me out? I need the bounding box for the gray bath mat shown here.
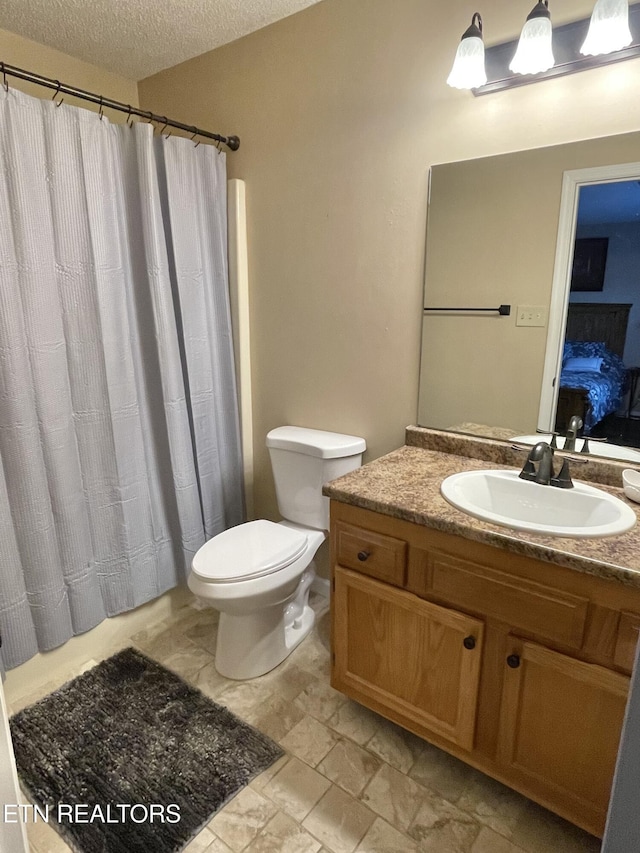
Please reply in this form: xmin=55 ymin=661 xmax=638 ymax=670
xmin=10 ymin=647 xmax=283 ymax=852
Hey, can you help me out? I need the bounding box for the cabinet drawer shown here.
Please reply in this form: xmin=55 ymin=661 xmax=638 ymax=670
xmin=335 ymin=522 xmax=407 ymax=586
xmin=417 ymin=551 xmax=589 ymax=649
xmin=614 ymin=611 xmax=640 ymax=673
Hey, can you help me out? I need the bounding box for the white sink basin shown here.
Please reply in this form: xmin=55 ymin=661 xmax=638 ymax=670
xmin=440 ymin=469 xmax=637 ymax=538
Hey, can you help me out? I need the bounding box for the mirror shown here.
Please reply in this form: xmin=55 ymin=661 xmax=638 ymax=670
xmin=418 ymin=130 xmax=640 ymax=462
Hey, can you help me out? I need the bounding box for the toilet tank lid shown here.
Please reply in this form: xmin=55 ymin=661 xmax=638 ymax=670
xmin=266 ymin=426 xmax=366 ymax=459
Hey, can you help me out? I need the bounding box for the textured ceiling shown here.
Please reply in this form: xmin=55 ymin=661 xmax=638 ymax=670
xmin=0 ymin=0 xmax=325 ymax=80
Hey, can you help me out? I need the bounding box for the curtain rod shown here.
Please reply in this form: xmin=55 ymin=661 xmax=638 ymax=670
xmin=0 ymin=61 xmax=240 ymax=151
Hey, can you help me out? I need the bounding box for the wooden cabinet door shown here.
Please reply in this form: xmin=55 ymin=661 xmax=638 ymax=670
xmin=332 ymin=566 xmax=484 ymax=750
xmin=497 ymin=638 xmax=629 ymax=836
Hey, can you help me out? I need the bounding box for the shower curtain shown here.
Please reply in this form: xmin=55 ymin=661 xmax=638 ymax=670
xmin=0 ymin=88 xmax=244 ymax=670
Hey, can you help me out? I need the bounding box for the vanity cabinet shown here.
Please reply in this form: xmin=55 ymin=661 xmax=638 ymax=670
xmin=497 ymin=638 xmax=628 ymax=827
xmin=333 ymin=567 xmax=483 ymax=750
xmin=330 ymin=500 xmax=640 ymax=838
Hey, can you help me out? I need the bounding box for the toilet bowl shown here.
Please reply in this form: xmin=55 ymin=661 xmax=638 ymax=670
xmin=187 ymin=426 xmax=366 ymax=680
xmin=189 ymin=519 xmax=325 ymax=679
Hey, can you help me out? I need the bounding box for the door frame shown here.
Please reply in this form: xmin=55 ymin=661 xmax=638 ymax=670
xmin=0 ymin=678 xmax=29 ymax=852
xmin=538 ymin=161 xmax=640 ymax=431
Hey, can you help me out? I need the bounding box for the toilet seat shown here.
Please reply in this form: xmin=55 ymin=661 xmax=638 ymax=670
xmin=191 ymin=519 xmax=308 ymax=583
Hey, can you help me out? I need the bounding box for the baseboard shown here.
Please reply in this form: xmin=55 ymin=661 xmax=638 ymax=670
xmin=4 ymin=586 xmax=190 ymax=706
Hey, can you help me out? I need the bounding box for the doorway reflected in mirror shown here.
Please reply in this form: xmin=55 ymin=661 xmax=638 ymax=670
xmin=557 ymin=180 xmax=640 ymax=449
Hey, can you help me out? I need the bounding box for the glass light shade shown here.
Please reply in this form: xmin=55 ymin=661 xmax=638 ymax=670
xmin=509 ymin=16 xmax=555 ymax=74
xmin=447 ymin=36 xmax=487 ymax=89
xmin=580 ymin=0 xmax=632 ymax=56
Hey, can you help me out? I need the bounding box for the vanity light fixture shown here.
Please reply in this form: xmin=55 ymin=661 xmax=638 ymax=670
xmin=580 ymin=0 xmax=632 ymax=55
xmin=449 ymin=1 xmax=640 ymax=94
xmin=447 ymin=13 xmax=487 ymax=89
xmin=509 ymin=1 xmax=555 ymax=74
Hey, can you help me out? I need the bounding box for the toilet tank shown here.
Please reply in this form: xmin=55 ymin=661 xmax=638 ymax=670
xmin=266 ymin=426 xmax=366 ymax=530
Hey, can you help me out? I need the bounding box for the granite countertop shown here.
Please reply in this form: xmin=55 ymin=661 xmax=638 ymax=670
xmin=323 ymin=445 xmax=640 ymax=589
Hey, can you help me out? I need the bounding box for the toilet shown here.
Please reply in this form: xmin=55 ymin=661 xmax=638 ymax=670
xmin=187 ymin=426 xmax=366 ymax=679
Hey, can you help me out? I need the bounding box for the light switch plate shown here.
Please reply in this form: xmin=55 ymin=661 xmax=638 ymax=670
xmin=516 ymin=305 xmax=547 ymax=327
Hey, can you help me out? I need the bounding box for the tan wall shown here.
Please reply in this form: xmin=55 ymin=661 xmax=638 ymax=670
xmin=419 ymin=133 xmax=640 ymax=434
xmin=139 ymin=0 xmax=640 ymax=519
xmin=0 ymin=28 xmax=138 ymax=110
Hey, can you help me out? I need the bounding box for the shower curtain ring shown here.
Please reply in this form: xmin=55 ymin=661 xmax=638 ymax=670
xmin=126 ymin=105 xmax=134 ymax=127
xmin=98 ymin=95 xmax=104 ymax=120
xmin=52 ymin=81 xmax=63 ymax=107
xmin=1 ymin=64 xmax=8 ymax=93
xmin=190 ymin=128 xmax=200 ymax=148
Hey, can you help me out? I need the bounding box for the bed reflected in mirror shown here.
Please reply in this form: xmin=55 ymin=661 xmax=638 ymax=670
xmin=542 ymin=178 xmax=640 ymax=452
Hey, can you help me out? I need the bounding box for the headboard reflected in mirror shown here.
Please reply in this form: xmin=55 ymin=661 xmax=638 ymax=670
xmin=417 ymin=129 xmax=640 ymax=460
xmin=555 ymin=302 xmax=631 ymax=436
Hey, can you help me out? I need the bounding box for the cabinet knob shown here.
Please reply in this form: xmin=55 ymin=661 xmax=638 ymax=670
xmin=357 ymin=551 xmax=370 ymax=562
xmin=507 ymin=654 xmax=521 ymax=669
xmin=463 ymin=635 xmax=476 ymax=650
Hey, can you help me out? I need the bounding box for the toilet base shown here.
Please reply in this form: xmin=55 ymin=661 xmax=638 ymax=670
xmin=284 ymin=602 xmax=315 ymax=656
xmin=214 ymin=568 xmax=317 ymax=680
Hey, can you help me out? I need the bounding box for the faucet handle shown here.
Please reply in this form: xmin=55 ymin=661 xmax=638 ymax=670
xmin=550 ymin=458 xmax=574 ymax=489
xmin=579 ymin=435 xmax=607 ymax=454
xmin=510 ymin=443 xmax=551 ymax=457
xmin=511 ymin=445 xmax=537 ymax=479
xmin=518 ymin=458 xmax=537 ymax=481
xmin=559 ymin=452 xmax=590 ymax=468
xmin=549 ymin=450 xmax=590 ymax=488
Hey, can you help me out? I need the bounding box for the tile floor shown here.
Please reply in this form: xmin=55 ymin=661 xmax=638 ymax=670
xmin=14 ymin=594 xmax=602 ymax=853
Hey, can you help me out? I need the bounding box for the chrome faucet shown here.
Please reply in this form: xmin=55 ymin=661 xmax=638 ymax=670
xmin=564 ymin=415 xmax=583 ymax=452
